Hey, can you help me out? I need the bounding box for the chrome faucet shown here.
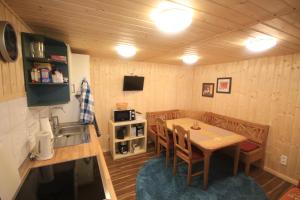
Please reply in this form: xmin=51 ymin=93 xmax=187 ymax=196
xmin=49 ymin=106 xmax=65 ymax=133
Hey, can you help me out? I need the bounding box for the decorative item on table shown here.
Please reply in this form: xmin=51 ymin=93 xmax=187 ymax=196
xmin=118 ymin=142 xmax=128 ymax=154
xmin=51 ymin=70 xmax=64 ymax=83
xmin=202 ymin=83 xmax=214 ymax=97
xmin=116 ymin=102 xmax=128 ymax=110
xmin=30 ymin=41 xmax=44 ymax=58
xmin=217 ymin=77 xmax=232 ymax=94
xmin=191 ymin=121 xmax=201 ymax=130
xmin=50 ymin=55 xmax=67 ymax=63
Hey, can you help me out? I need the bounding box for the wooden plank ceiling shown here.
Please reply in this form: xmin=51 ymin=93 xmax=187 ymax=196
xmin=5 ymin=0 xmax=300 ymax=65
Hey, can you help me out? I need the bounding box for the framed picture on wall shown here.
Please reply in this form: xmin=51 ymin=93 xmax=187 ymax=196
xmin=202 ymin=83 xmax=214 ymax=97
xmin=216 ymin=77 xmax=232 ymax=93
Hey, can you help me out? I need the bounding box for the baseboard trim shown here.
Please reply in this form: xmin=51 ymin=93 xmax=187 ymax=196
xmin=264 ymin=166 xmax=297 ymax=185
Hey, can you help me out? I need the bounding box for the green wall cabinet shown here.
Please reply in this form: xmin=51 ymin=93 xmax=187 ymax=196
xmin=21 ymin=32 xmax=70 ymax=106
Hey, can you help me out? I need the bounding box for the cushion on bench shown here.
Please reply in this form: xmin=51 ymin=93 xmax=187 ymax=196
xmin=240 ymin=140 xmax=259 ymax=152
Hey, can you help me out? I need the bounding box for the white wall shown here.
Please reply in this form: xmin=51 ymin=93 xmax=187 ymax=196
xmin=51 ymin=53 xmax=91 ymax=123
xmin=0 ymin=97 xmax=48 ymax=166
xmin=0 ymin=97 xmax=49 ymax=199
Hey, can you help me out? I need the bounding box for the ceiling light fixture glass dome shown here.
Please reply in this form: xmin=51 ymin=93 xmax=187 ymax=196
xmin=181 ymin=54 xmax=199 ymax=65
xmin=115 ymin=44 xmax=137 ymax=58
xmin=151 ymin=2 xmax=193 ymax=34
xmin=245 ymin=36 xmax=277 ymax=52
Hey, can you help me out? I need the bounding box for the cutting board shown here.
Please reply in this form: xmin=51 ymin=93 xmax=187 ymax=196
xmin=0 ymin=136 xmax=20 ymax=200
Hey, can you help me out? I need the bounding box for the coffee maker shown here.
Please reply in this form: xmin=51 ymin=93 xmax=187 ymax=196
xmin=118 ymin=142 xmax=128 ymax=154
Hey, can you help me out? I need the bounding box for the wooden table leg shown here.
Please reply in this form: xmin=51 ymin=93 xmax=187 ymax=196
xmin=233 ymin=144 xmax=240 ymax=176
xmin=203 ymin=150 xmax=212 ymax=190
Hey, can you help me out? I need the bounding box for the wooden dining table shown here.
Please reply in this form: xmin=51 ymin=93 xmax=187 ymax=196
xmin=166 ymin=118 xmax=247 ymax=189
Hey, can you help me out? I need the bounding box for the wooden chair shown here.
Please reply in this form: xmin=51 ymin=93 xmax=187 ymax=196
xmin=172 ymin=125 xmax=204 ymax=185
xmin=156 ymin=118 xmax=173 ymax=167
xmin=146 ymin=110 xmax=180 ymax=154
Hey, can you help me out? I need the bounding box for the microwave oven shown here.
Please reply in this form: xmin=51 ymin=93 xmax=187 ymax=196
xmin=113 ymin=109 xmax=135 ymax=122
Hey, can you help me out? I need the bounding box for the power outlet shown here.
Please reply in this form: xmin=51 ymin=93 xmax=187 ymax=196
xmin=280 ymin=155 xmax=288 ymax=166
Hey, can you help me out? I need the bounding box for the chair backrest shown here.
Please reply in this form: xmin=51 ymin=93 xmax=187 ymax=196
xmin=156 ymin=118 xmax=171 ymax=144
xmin=172 ymin=125 xmax=192 ymax=159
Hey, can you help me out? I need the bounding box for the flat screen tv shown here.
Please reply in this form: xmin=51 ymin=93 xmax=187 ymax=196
xmin=123 ymin=76 xmax=144 ymax=91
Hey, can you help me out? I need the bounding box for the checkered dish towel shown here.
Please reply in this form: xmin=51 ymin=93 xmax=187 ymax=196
xmin=80 ymin=79 xmax=94 ymax=124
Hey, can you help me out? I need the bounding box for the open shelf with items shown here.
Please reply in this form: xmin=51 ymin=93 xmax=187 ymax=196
xmin=109 ymin=119 xmax=147 ymax=160
xmin=26 ymin=57 xmax=68 ymax=64
xmin=21 ymin=32 xmax=70 ymax=107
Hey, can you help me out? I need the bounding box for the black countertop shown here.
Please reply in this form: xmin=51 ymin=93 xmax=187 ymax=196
xmin=15 ymin=156 xmax=106 ymax=200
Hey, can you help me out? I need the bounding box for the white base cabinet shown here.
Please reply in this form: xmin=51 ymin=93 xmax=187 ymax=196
xmin=109 ymin=119 xmax=147 ymax=160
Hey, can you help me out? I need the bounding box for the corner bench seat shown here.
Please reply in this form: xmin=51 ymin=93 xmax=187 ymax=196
xmin=201 ymin=112 xmax=269 ymax=175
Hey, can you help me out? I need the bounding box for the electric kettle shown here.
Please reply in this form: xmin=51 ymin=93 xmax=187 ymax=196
xmin=35 ymin=131 xmax=54 ymax=160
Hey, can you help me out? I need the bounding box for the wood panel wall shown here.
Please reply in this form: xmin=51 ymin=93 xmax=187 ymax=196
xmin=192 ymin=53 xmax=300 ymax=183
xmin=90 ymin=58 xmax=194 ymax=151
xmin=0 ymin=0 xmax=30 ymax=102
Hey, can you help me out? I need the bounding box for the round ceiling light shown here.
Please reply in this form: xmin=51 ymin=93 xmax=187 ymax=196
xmin=181 ymin=54 xmax=199 ymax=65
xmin=115 ymin=44 xmax=137 ymax=58
xmin=245 ymin=36 xmax=277 ymax=52
xmin=151 ymin=2 xmax=193 ymax=34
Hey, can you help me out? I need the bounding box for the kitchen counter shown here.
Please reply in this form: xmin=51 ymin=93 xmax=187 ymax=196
xmin=18 ymin=125 xmax=117 ymax=200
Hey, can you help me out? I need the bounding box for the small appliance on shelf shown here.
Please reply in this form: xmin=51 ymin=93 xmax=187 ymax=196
xmin=118 ymin=142 xmax=128 ymax=154
xmin=116 ymin=126 xmax=127 ymax=140
xmin=112 ymin=109 xmax=135 ymax=122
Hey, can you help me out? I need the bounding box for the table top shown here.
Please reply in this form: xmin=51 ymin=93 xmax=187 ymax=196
xmin=166 ymin=118 xmax=246 ymax=151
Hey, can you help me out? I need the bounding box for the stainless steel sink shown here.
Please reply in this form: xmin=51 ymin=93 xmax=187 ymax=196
xmin=54 ymin=123 xmax=90 ymax=148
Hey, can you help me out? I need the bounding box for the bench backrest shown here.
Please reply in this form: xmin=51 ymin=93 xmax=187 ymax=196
xmin=202 ymin=112 xmax=269 ymax=147
xmin=146 ymin=110 xmax=180 ymax=128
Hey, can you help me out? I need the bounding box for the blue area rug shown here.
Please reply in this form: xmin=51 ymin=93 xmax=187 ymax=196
xmin=136 ymin=155 xmax=268 ymax=200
